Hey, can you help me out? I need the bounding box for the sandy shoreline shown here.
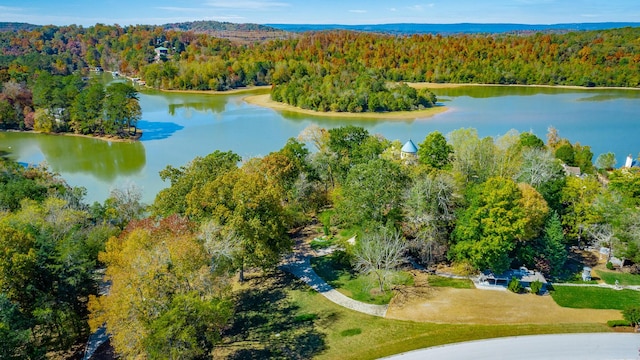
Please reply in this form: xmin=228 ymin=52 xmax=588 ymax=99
xmin=243 ymin=94 xmax=449 ymax=120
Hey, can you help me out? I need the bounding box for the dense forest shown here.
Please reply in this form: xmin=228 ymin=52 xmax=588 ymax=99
xmin=0 ymin=24 xmax=638 ymax=101
xmin=3 ymin=124 xmax=640 ymax=358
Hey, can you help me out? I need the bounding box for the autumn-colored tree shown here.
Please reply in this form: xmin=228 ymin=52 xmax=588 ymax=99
xmin=89 ymin=215 xmax=233 ymax=358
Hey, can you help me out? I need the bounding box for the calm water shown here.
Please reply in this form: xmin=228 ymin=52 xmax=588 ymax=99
xmin=1 ymin=85 xmax=638 ymax=204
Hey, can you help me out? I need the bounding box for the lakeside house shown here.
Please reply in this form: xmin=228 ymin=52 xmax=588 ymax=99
xmin=154 ymin=46 xmax=169 ymax=62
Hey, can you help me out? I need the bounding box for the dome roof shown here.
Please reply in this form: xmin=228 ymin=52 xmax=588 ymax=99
xmin=401 ymin=139 xmax=418 ymax=153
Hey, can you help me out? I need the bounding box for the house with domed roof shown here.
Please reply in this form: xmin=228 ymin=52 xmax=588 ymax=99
xmin=401 ymin=139 xmax=418 ymax=160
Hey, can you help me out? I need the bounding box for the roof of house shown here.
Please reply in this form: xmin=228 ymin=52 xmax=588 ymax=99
xmin=401 ymin=139 xmax=418 ymax=153
xmin=155 ymin=46 xmax=169 ymax=51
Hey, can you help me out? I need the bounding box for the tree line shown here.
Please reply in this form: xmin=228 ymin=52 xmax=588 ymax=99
xmin=0 ymin=71 xmax=141 ymax=138
xmin=1 ymin=24 xmax=639 ymax=96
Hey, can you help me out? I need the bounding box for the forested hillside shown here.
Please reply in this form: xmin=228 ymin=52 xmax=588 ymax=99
xmin=0 ymin=24 xmax=638 ymax=91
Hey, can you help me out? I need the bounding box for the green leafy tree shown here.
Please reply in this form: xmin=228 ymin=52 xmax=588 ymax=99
xmin=595 ymin=152 xmax=617 ymax=171
xmin=103 ymin=82 xmax=141 ymax=136
xmin=451 ymin=177 xmax=527 ymax=273
xmin=194 ymin=160 xmax=292 ymax=281
xmin=336 ymin=158 xmax=408 ymax=227
xmin=519 ymin=132 xmax=545 ymax=149
xmin=417 ymin=131 xmax=453 ymax=169
xmin=561 ymin=176 xmax=602 ymax=243
xmin=153 ymin=150 xmax=241 ymax=217
xmin=448 ymin=128 xmax=497 ymax=184
xmin=542 ymin=211 xmax=567 ymax=275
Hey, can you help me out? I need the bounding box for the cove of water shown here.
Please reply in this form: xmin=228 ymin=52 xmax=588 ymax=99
xmin=1 ymin=85 xmax=638 ymax=204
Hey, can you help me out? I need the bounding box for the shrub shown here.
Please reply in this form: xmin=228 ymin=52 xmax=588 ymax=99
xmin=508 ymin=277 xmax=523 ymax=293
xmin=622 ymin=306 xmax=640 ymax=327
xmin=607 ymin=319 xmax=632 ymax=327
xmin=530 ymin=280 xmax=543 ymax=295
xmin=294 ymin=313 xmax=318 ymax=323
xmin=323 ymin=224 xmax=330 ymax=236
xmin=340 ymin=328 xmax=362 ymax=337
xmin=606 ymin=262 xmax=614 ymax=270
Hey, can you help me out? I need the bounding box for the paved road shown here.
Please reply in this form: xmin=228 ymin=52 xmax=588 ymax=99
xmin=381 ymin=333 xmax=640 ymax=360
xmin=280 ymin=253 xmax=388 ymax=317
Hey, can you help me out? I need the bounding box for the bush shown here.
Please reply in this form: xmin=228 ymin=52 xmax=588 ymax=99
xmin=606 ymin=261 xmax=614 ymax=270
xmin=293 ymin=313 xmax=318 ymax=323
xmin=530 ymin=280 xmax=543 ymax=295
xmin=607 ymin=319 xmax=632 ymax=327
xmin=622 ymin=306 xmax=640 ymax=327
xmin=340 ymin=328 xmax=362 ymax=337
xmin=508 ymin=277 xmax=523 ymax=293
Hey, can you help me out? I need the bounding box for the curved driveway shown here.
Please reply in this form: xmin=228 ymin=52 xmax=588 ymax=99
xmin=381 ymin=333 xmax=640 ymax=360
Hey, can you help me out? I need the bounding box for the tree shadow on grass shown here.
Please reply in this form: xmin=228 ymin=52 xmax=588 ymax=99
xmin=221 ymin=271 xmax=329 ymax=359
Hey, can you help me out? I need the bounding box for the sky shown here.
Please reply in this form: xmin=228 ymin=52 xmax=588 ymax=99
xmin=0 ymin=0 xmax=638 ymax=27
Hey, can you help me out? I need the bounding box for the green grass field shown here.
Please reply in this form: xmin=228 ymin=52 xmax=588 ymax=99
xmin=550 ymin=285 xmax=640 ymax=310
xmin=428 ymin=275 xmax=475 ymax=289
xmin=596 ymin=270 xmax=640 ymax=286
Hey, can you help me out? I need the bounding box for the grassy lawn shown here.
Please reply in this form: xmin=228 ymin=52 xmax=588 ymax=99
xmin=596 ymin=270 xmax=640 ymax=286
xmin=310 ymin=254 xmax=413 ymax=305
xmin=428 ymin=275 xmax=475 ymax=289
xmin=551 ymin=285 xmax=640 ymax=310
xmin=218 ymin=271 xmax=610 ymax=360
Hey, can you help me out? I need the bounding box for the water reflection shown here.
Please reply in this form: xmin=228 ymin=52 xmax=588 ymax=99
xmin=167 ymin=100 xmax=227 ymax=116
xmin=431 ymin=85 xmax=640 ymax=99
xmin=0 ymin=132 xmax=146 ymax=182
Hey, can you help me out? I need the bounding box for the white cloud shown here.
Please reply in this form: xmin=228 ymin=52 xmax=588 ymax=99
xmin=349 ymin=10 xmax=367 ymax=13
xmin=205 ymin=1 xmax=290 ymax=9
xmin=155 ymin=7 xmax=201 ymax=13
xmin=389 ymin=8 xmax=397 ymax=12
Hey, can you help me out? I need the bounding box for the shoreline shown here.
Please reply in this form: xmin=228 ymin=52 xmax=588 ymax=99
xmin=408 ymin=82 xmax=640 ymax=91
xmin=243 ymin=94 xmax=449 ymax=120
xmin=153 ymin=85 xmax=271 ymax=95
xmin=2 ymin=129 xmax=142 ymax=143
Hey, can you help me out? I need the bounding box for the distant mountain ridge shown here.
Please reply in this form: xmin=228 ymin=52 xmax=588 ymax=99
xmin=0 ymin=22 xmax=40 ymax=32
xmin=267 ymin=22 xmax=640 ymax=35
xmin=162 ymin=20 xmax=282 ymax=33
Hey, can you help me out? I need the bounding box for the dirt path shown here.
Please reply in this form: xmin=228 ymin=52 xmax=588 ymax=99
xmin=386 ymin=287 xmax=621 ymax=324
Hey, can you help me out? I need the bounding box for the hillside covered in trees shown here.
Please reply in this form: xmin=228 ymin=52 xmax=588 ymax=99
xmin=0 ymin=24 xmax=638 ymax=95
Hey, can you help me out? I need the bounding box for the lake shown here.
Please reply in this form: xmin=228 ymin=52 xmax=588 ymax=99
xmin=1 ymin=85 xmax=638 ymax=204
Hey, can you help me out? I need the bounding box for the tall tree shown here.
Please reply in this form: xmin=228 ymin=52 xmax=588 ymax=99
xmin=336 ymin=158 xmax=408 ymax=227
xmin=451 ymin=177 xmax=527 ymax=273
xmin=89 ymin=216 xmax=233 ymax=359
xmin=417 ymin=131 xmax=453 ymax=170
